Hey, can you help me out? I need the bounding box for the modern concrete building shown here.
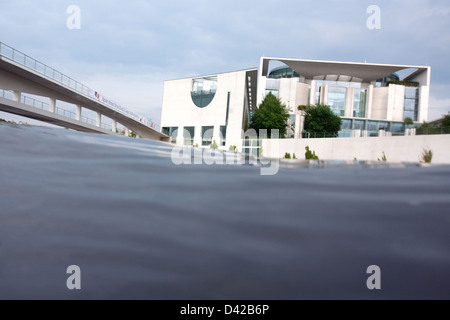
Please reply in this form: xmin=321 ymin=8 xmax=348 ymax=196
xmin=161 ymin=68 xmax=257 ymax=148
xmin=161 ymin=57 xmax=431 ymax=148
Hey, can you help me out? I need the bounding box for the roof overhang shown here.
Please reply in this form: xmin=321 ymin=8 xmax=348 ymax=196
xmin=261 ymin=57 xmax=430 ymax=83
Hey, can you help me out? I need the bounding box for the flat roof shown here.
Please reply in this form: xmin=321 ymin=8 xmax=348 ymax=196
xmin=260 ymin=57 xmax=430 ymax=83
xmin=165 ymin=67 xmax=258 ymax=82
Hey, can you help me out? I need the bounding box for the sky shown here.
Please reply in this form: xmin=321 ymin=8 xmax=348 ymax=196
xmin=1 ymin=0 xmax=450 ymax=126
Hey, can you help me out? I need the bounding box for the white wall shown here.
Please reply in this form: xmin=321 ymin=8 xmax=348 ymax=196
xmin=388 ymin=84 xmax=405 ymax=121
xmin=371 ymin=87 xmax=389 ymax=119
xmin=261 ymin=135 xmax=450 ymax=164
xmin=161 ymin=70 xmax=249 ymax=148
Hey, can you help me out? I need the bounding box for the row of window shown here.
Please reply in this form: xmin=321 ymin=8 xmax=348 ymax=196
xmin=340 ymin=118 xmax=409 ymax=136
xmin=162 ymin=125 xmax=227 ymax=146
xmin=266 ymin=79 xmax=419 ymax=121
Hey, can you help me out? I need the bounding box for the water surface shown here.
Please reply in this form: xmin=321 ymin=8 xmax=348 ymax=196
xmin=0 ymin=123 xmax=449 ymax=299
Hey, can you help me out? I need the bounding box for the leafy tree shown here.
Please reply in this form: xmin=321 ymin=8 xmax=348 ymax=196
xmin=404 ymin=117 xmax=414 ymax=127
xmin=301 ymin=104 xmax=342 ymax=135
xmin=250 ymin=92 xmax=290 ymax=138
xmin=441 ymin=115 xmax=450 ymax=128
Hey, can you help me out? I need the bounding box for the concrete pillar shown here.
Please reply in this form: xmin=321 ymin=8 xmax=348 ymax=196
xmin=309 ymin=81 xmax=316 ymax=105
xmin=322 ymin=85 xmax=329 ymax=105
xmin=125 ymin=128 xmax=130 ymax=137
xmin=76 ymin=105 xmax=82 ymax=121
xmin=96 ymin=112 xmax=101 ymax=127
xmin=13 ymin=91 xmax=21 ymax=102
xmin=112 ymin=120 xmax=117 ymax=133
xmin=366 ymin=85 xmax=374 ymax=119
xmin=345 ymin=87 xmax=354 ymax=117
xmin=295 ymin=113 xmax=302 ymax=139
xmin=49 ymin=98 xmax=56 ymax=113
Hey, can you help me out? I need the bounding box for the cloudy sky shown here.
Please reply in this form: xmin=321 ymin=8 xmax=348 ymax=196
xmin=1 ymin=0 xmax=449 ymax=125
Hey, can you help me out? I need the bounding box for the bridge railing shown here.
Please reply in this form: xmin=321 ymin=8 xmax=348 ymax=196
xmin=0 ymin=42 xmax=160 ymax=132
xmin=0 ymin=89 xmax=108 ymax=129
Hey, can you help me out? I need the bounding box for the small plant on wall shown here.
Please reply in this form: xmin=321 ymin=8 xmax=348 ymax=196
xmin=422 ymin=148 xmax=433 ymax=163
xmin=305 ymin=146 xmax=319 ymax=160
xmin=378 ymin=151 xmax=387 ymax=162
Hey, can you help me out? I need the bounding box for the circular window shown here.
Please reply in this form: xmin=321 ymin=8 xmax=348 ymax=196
xmin=191 ymin=76 xmax=217 ymax=108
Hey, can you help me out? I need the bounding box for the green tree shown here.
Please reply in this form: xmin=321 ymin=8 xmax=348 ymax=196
xmin=250 ymin=92 xmax=290 ymax=138
xmin=404 ymin=117 xmax=414 ymax=127
xmin=441 ymin=115 xmax=450 ymax=128
xmin=301 ymin=104 xmax=342 ymax=135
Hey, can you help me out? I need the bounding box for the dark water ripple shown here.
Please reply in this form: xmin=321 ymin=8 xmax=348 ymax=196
xmin=0 ymin=123 xmax=449 ymax=299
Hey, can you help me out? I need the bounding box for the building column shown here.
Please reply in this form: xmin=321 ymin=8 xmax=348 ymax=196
xmin=96 ymin=112 xmax=101 ymax=127
xmin=13 ymin=91 xmax=21 ymax=102
xmin=125 ymin=128 xmax=130 ymax=137
xmin=295 ymin=113 xmax=302 ymax=139
xmin=345 ymin=87 xmax=354 ymax=117
xmin=309 ymin=81 xmax=316 ymax=105
xmin=76 ymin=105 xmax=82 ymax=121
xmin=321 ymin=85 xmax=329 ymax=105
xmin=49 ymin=98 xmax=56 ymax=113
xmin=366 ymin=85 xmax=374 ymax=119
xmin=112 ymin=120 xmax=117 ymax=133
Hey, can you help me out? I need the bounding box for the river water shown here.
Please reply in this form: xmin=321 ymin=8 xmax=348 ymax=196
xmin=0 ymin=123 xmax=449 ymax=299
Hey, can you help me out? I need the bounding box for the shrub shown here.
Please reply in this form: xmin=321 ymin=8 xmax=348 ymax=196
xmin=293 ymin=153 xmax=297 ymax=159
xmin=229 ymin=145 xmax=237 ymax=152
xmin=378 ymin=151 xmax=387 ymax=162
xmin=305 ymin=146 xmax=319 ymax=160
xmin=210 ymin=140 xmax=219 ymax=150
xmin=404 ymin=117 xmax=414 ymax=126
xmin=422 ymin=149 xmax=433 ymax=163
xmin=284 ymin=152 xmax=291 ymax=159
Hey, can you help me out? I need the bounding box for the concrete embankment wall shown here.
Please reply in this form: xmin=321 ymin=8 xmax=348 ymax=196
xmin=262 ymin=135 xmax=450 ymax=164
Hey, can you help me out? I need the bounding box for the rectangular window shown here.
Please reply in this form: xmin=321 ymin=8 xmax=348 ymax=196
xmin=353 ymin=120 xmax=365 ymax=130
xmin=341 ymin=119 xmax=352 ymax=130
xmin=162 ymin=127 xmax=178 ymax=143
xmin=220 ymin=126 xmax=227 ymax=146
xmin=403 ymin=86 xmax=419 ymax=121
xmin=354 ymin=89 xmax=367 ymax=118
xmin=183 ymin=126 xmax=195 ymax=145
xmin=225 ymin=92 xmax=231 ymax=125
xmin=202 ymin=126 xmax=214 ymax=146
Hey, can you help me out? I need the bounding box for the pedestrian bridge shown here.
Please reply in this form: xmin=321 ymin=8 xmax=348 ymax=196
xmin=0 ymin=42 xmax=169 ymax=141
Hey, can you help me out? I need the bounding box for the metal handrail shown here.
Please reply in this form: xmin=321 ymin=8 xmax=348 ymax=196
xmin=0 ymin=89 xmax=110 ymax=129
xmin=0 ymin=42 xmax=160 ymax=131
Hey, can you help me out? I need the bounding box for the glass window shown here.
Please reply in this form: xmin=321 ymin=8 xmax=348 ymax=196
xmin=353 ymin=120 xmax=365 ymax=130
xmin=405 ymin=87 xmax=418 ymax=99
xmin=202 ymin=126 xmax=214 ymax=146
xmin=354 ymin=89 xmax=366 ymax=118
xmin=404 ymin=99 xmax=416 ymax=111
xmin=391 ymin=123 xmax=404 ymax=133
xmin=341 ymin=119 xmax=352 ymax=130
xmin=191 ymin=76 xmax=218 ymax=108
xmin=183 ymin=126 xmax=195 ymax=145
xmin=403 ymin=86 xmax=419 ymax=121
xmin=162 ymin=127 xmax=178 ymax=143
xmin=404 ymin=111 xmax=415 ymax=120
xmin=220 ymin=126 xmax=226 ymax=146
xmin=368 ymin=121 xmax=378 ymax=131
xmin=378 ymin=122 xmax=388 ymax=131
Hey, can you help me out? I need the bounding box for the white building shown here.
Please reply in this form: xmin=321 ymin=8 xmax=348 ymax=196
xmin=160 ymin=57 xmax=431 ymax=148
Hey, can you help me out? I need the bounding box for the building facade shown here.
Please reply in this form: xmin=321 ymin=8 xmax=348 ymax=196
xmin=161 ymin=57 xmax=431 ymax=148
